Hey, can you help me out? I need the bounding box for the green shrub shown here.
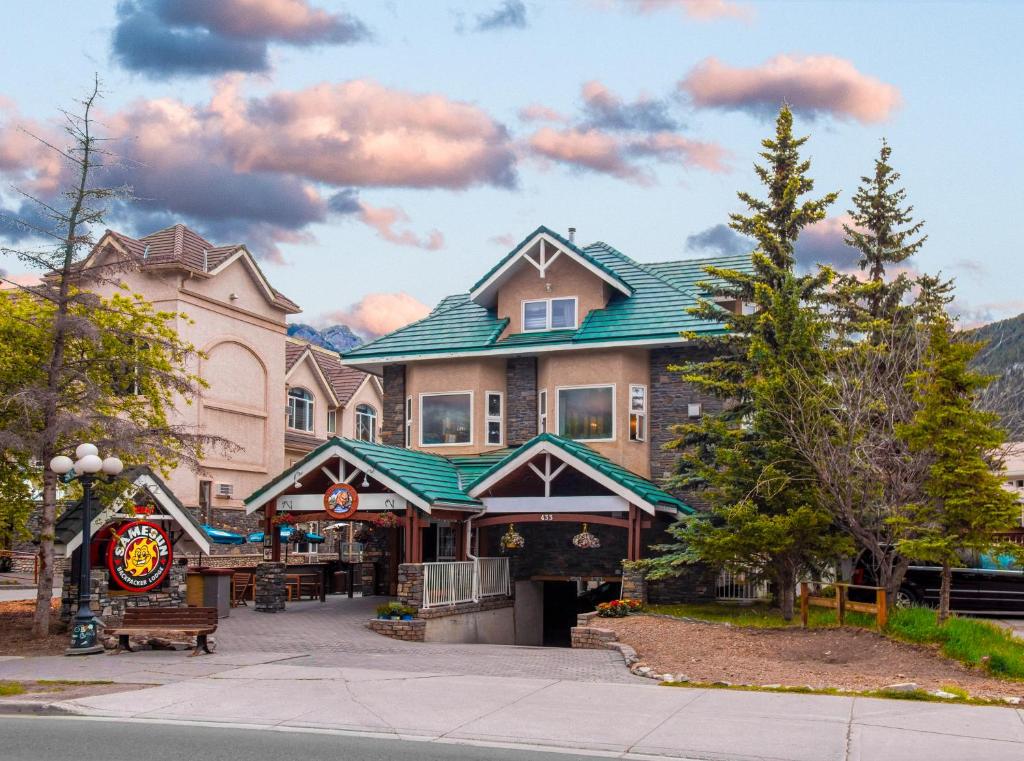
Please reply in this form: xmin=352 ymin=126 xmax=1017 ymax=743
xmin=375 ymin=601 xmax=418 ymax=618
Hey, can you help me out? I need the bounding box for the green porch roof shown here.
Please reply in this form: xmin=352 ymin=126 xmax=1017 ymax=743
xmin=342 ymin=228 xmax=753 ymax=364
xmin=466 ymin=433 xmax=693 ymax=513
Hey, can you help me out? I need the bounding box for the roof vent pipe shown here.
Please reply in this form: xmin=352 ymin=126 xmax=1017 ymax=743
xmin=202 ymin=249 xmax=208 ymax=272
xmin=568 ymin=227 xmax=576 ymax=243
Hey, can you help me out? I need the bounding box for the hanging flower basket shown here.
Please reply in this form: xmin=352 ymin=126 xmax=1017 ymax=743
xmin=572 ymin=523 xmax=600 ymax=549
xmin=500 ymin=524 xmax=525 ymax=551
xmin=370 ymin=512 xmax=400 ymax=529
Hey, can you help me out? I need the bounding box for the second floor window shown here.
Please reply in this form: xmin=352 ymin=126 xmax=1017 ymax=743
xmin=486 ymin=391 xmax=503 ymax=446
xmin=327 ymin=409 xmax=337 ymax=434
xmin=287 ymin=387 xmax=314 ymax=432
xmin=558 ymin=385 xmax=614 ymax=441
xmin=421 ymin=392 xmax=472 ymax=446
xmin=523 ymin=297 xmax=577 ymax=331
xmin=356 ymin=404 xmax=377 ymax=442
xmin=405 ymin=396 xmax=412 ymax=448
xmin=538 ymin=389 xmax=547 ymax=433
xmin=629 ymin=384 xmax=647 ymax=442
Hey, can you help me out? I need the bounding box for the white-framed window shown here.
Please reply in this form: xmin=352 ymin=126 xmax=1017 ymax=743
xmin=557 ymin=384 xmax=614 ymax=441
xmin=327 ymin=408 xmax=337 ymax=434
xmin=356 ymin=404 xmax=377 ymax=442
xmin=629 ymin=384 xmax=647 ymax=442
xmin=287 ymin=387 xmax=314 ymax=432
xmin=486 ymin=391 xmax=503 ymax=446
xmin=420 ymin=391 xmax=473 ymax=446
xmin=405 ymin=396 xmax=413 ymax=448
xmin=522 ymin=297 xmax=578 ymax=332
xmin=538 ymin=389 xmax=548 ymax=433
xmin=688 ymin=403 xmax=703 ymax=419
xmin=436 ymin=522 xmax=456 ymax=561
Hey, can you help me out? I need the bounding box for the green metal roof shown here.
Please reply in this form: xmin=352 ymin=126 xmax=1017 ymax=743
xmin=469 ymin=225 xmax=633 ymax=297
xmin=467 ymin=433 xmax=693 ymax=513
xmin=343 ymin=234 xmax=750 ymax=363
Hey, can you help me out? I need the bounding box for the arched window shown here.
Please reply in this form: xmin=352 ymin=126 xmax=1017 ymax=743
xmin=355 ymin=404 xmax=377 ymax=442
xmin=288 ymin=388 xmax=314 ymax=432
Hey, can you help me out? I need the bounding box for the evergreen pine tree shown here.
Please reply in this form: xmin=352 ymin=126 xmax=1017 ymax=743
xmin=648 ymin=106 xmax=846 ymax=620
xmin=895 ymin=318 xmax=1021 ymax=623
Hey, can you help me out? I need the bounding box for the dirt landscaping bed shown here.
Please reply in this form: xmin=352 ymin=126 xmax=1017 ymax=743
xmin=600 ymin=614 xmax=1024 ymax=700
xmin=0 ymin=600 xmax=67 ymax=657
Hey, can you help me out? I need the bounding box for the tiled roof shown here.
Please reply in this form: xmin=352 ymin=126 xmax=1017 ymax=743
xmin=286 ymin=339 xmax=372 ymax=405
xmin=100 ymin=224 xmax=300 ymax=313
xmin=465 ymin=433 xmax=691 ymax=512
xmin=344 ymin=230 xmax=753 ymax=363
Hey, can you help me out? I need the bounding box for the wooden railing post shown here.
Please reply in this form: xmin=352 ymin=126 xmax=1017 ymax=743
xmin=876 ymin=588 xmax=888 ymax=630
xmin=837 ymin=584 xmax=847 ymax=626
xmin=800 ymin=582 xmax=809 ymax=628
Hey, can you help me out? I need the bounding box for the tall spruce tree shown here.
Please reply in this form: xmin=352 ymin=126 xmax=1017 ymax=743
xmin=648 ymin=106 xmax=846 ymax=620
xmin=895 ymin=319 xmax=1022 ymax=623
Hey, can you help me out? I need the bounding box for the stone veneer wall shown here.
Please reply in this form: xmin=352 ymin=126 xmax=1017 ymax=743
xmin=255 ymin=561 xmax=286 ymax=612
xmin=368 ymin=618 xmax=425 ymax=641
xmin=620 ymin=566 xmax=647 ymax=603
xmin=648 ymin=347 xmax=723 ymax=510
xmin=60 ymin=565 xmax=188 ymax=626
xmin=397 ymin=563 xmax=424 ymax=607
xmin=381 ymin=364 xmax=407 ymax=447
xmin=505 ymin=356 xmax=538 ymax=446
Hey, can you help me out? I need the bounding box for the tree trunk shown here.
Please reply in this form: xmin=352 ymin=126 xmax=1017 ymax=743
xmin=31 ymin=470 xmax=57 ymax=637
xmin=938 ymin=561 xmax=952 ymax=624
xmin=778 ymin=565 xmax=797 ymax=621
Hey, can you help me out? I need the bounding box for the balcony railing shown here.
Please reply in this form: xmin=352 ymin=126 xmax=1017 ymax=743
xmin=421 ymin=557 xmax=511 ymax=608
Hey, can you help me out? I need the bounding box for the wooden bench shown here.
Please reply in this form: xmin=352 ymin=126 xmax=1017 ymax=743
xmin=106 ymin=607 xmax=218 ymax=656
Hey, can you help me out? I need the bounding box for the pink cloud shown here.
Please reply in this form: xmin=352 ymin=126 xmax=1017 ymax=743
xmin=680 ymin=55 xmax=902 ymax=124
xmin=321 ymin=292 xmax=432 ymax=338
xmin=168 ymin=0 xmax=364 ymax=43
xmin=489 ymin=233 xmax=517 ymax=247
xmin=518 ymin=104 xmax=569 ymax=123
xmin=630 ymin=132 xmax=730 ymax=173
xmin=357 ymin=203 xmax=444 ymax=251
xmin=950 ymin=299 xmax=1024 ymax=329
xmin=795 ymin=214 xmax=859 ymax=270
xmin=0 ymin=272 xmax=42 ymax=289
xmin=605 ymin=0 xmax=753 ymax=22
xmin=212 ymin=78 xmax=516 ymax=189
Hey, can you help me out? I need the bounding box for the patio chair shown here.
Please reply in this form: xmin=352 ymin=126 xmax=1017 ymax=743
xmin=231 ymin=572 xmax=254 ymax=607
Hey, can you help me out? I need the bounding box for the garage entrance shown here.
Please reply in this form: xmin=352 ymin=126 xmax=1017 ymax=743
xmin=541 ymin=581 xmax=578 ymax=647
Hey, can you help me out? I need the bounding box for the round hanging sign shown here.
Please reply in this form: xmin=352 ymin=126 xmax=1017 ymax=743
xmin=107 ymin=520 xmax=172 ymax=592
xmin=323 ymin=482 xmax=359 ymax=519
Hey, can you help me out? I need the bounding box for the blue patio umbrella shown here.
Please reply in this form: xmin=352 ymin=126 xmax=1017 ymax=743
xmin=202 ymin=524 xmax=246 ymax=545
xmin=246 ymin=526 xmax=325 ymax=543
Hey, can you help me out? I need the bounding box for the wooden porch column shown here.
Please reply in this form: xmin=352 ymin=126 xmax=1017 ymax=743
xmin=403 ymin=508 xmax=414 ymax=562
xmin=411 ymin=509 xmax=423 ymax=564
xmin=454 ymin=521 xmax=467 ymax=561
xmin=267 ymin=499 xmax=281 ymax=562
xmin=627 ymin=505 xmax=642 ymax=561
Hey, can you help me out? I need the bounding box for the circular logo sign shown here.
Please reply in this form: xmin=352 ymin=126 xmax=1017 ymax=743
xmin=107 ymin=520 xmax=172 ymax=592
xmin=323 ymin=483 xmax=359 ymax=519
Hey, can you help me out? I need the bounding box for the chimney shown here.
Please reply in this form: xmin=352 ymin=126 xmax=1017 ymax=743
xmin=568 ymin=226 xmax=576 ymax=243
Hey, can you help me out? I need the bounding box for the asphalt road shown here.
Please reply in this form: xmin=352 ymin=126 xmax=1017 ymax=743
xmin=0 ymin=717 xmax=616 ymax=761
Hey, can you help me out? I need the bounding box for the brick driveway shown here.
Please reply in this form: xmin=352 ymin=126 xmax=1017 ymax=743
xmin=217 ymin=595 xmax=641 ymax=683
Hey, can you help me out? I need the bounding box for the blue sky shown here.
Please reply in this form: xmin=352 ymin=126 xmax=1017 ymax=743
xmin=0 ymin=1 xmax=1020 ymax=335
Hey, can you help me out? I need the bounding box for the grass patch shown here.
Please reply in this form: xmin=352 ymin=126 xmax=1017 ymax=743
xmin=36 ymin=679 xmax=114 ymax=687
xmin=886 ymin=607 xmax=1024 ymax=679
xmin=660 ymin=680 xmax=1008 ymax=706
xmin=0 ymin=681 xmax=26 ymax=696
xmin=647 ymin=602 xmax=874 ymax=629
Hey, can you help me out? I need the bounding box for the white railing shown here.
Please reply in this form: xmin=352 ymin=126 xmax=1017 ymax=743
xmin=477 ymin=556 xmax=510 ymax=598
xmin=715 ymin=570 xmax=770 ymax=603
xmin=421 ymin=557 xmax=511 ymax=608
xmin=423 ymin=561 xmax=476 ymax=608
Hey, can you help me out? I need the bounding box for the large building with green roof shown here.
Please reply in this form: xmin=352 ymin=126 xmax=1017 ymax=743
xmin=245 ymin=225 xmax=750 ymax=642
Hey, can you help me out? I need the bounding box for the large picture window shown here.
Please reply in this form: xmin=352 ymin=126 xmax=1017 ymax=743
xmin=287 ymin=387 xmax=314 ymax=432
xmin=420 ymin=392 xmax=472 ymax=446
xmin=558 ymin=385 xmax=614 ymax=441
xmin=355 ymin=404 xmax=377 ymax=442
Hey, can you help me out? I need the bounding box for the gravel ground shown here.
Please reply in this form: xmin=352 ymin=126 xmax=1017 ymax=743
xmin=602 ymin=614 xmax=1024 ymax=699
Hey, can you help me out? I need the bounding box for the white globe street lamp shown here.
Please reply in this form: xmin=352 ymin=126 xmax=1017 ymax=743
xmin=52 ymin=443 xmax=126 ymax=656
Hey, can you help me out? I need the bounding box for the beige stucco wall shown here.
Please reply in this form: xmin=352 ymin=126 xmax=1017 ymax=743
xmin=537 ymin=348 xmax=651 ymax=477
xmin=496 ymin=252 xmax=610 ymax=337
xmin=406 ymin=358 xmax=507 ymax=455
xmin=84 ymin=242 xmax=288 ymax=511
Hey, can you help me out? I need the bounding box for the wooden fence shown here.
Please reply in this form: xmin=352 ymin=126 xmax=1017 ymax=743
xmin=800 ymin=582 xmax=888 ymax=629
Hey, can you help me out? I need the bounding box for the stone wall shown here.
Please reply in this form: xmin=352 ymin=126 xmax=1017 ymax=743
xmin=60 ymin=565 xmax=188 ymax=626
xmin=368 ymin=618 xmax=425 ymax=642
xmin=648 ymin=347 xmax=723 ymax=510
xmin=255 ymin=561 xmax=286 ymax=612
xmin=620 ymin=566 xmax=647 ymax=603
xmin=381 ymin=364 xmax=406 ymax=447
xmin=646 ymin=562 xmax=718 ymax=605
xmin=505 ymin=356 xmax=538 ymax=446
xmin=396 ymin=563 xmax=424 ymax=608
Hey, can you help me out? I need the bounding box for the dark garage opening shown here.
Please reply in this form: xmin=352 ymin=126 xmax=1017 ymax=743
xmin=542 ymin=581 xmax=578 ymax=647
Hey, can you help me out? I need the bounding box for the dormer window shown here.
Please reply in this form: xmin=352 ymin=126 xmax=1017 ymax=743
xmin=522 ymin=297 xmax=577 ymax=332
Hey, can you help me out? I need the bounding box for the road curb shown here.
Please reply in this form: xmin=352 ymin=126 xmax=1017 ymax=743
xmin=0 ymin=700 xmax=83 ymax=717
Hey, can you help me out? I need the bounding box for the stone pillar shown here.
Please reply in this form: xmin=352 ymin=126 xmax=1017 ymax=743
xmin=255 ymin=561 xmax=286 ymax=612
xmin=620 ymin=564 xmax=648 ymax=604
xmin=506 ymin=357 xmax=538 ymax=446
xmin=381 ymin=364 xmax=407 ymax=446
xmin=60 ymin=568 xmax=108 ymax=625
xmin=397 ymin=563 xmax=424 ymax=609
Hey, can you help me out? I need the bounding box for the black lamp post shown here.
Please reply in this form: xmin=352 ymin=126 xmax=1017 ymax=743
xmin=50 ymin=443 xmax=123 ymax=656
